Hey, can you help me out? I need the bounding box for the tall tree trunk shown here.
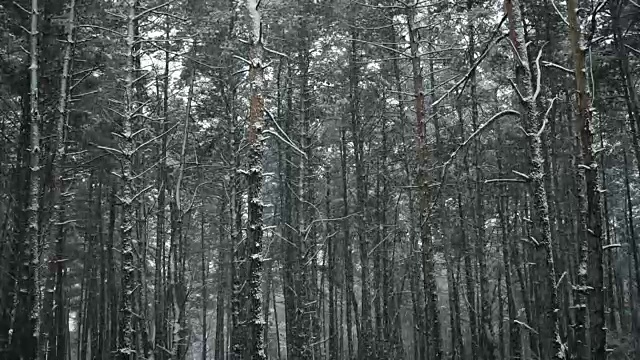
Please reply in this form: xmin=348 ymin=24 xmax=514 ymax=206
xmin=327 ymin=171 xmax=338 ymax=360
xmin=169 ymin=41 xmax=195 ymax=360
xmin=599 ymin=121 xmax=619 ymax=334
xmin=106 ymin=181 xmax=119 ymax=356
xmin=623 ymin=150 xmax=640 ymax=348
xmin=467 ymin=5 xmax=493 ymax=356
xmin=201 ymin=213 xmax=208 ymax=360
xmin=504 ymin=1 xmax=564 ymax=358
xmin=230 ymin=2 xmax=266 ymax=358
xmin=611 ymin=0 xmax=640 ymax=180
xmin=117 ymin=1 xmax=139 ymax=358
xmin=43 ymin=1 xmax=75 ymax=358
xmin=405 ymin=2 xmax=441 ymax=358
xmin=566 ymin=1 xmax=606 ymax=357
xmin=12 ymin=0 xmax=41 ymax=357
xmin=340 ymin=126 xmax=356 ymax=360
xmin=281 ymin=56 xmax=306 ymax=360
xmin=498 ymin=187 xmax=521 ymax=360
xmin=154 ymin=16 xmax=171 ymax=360
xmin=347 ymin=26 xmax=373 ymax=360
xmin=215 ymin=203 xmax=227 ymax=360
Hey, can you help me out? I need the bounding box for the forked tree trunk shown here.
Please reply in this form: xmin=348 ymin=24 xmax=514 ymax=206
xmin=504 ymin=0 xmax=564 ymax=358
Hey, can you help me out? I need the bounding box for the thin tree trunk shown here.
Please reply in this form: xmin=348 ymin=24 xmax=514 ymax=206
xmin=347 ymin=26 xmax=373 ymax=360
xmin=105 ymin=182 xmax=118 ymax=355
xmin=623 ymin=150 xmax=640 ymax=348
xmin=154 ymin=15 xmax=171 ymax=360
xmin=44 ymin=1 xmax=75 ymax=358
xmin=272 ymin=281 xmax=282 ymax=360
xmin=498 ymin=189 xmax=520 ymax=360
xmin=215 ymin=204 xmax=227 ymax=360
xmin=12 ymin=0 xmax=41 ymax=357
xmin=327 ymin=171 xmax=338 ymax=360
xmin=340 ymin=126 xmax=356 ymax=360
xmin=201 ymin=213 xmax=208 ymax=360
xmin=599 ymin=120 xmax=619 ymax=334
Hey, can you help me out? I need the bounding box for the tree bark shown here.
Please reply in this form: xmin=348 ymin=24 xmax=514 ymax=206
xmin=566 ymin=1 xmax=607 ymax=357
xmin=229 ymin=1 xmax=266 ymax=358
xmin=116 ymin=1 xmax=139 ymax=358
xmin=504 ymin=1 xmax=564 ymax=358
xmin=12 ymin=0 xmax=41 ymax=357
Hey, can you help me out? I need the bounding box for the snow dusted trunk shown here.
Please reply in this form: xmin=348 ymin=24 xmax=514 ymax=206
xmin=504 ymin=1 xmax=564 ymax=359
xmin=12 ymin=0 xmax=41 ymax=358
xmin=566 ymin=0 xmax=607 ymax=358
xmin=41 ymin=1 xmax=75 ymax=358
xmin=230 ymin=1 xmax=266 ymax=359
xmin=117 ymin=0 xmax=139 ymax=358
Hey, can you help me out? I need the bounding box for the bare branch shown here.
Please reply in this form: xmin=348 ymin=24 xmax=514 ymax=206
xmin=542 ymin=61 xmax=574 ymax=74
xmin=348 ymin=37 xmax=411 ymax=59
xmin=427 ymin=110 xmax=520 ymax=219
xmin=91 ymin=143 xmax=123 ymax=155
xmin=550 ymin=0 xmax=570 ymax=26
xmin=508 ymin=78 xmax=525 ymax=103
xmin=602 ymin=244 xmax=622 ymax=250
xmin=432 ymin=27 xmax=508 ymax=107
xmin=147 ymin=41 xmax=224 ymax=70
xmin=484 ymin=178 xmax=527 ymax=184
xmin=265 ymin=108 xmax=296 ymax=147
xmin=263 ymin=45 xmax=289 ymax=59
xmin=233 ymin=54 xmax=253 ymax=65
xmin=133 ymin=121 xmax=180 ymax=154
xmin=625 ymin=44 xmax=640 ymax=56
xmin=77 ymin=24 xmax=125 ymax=38
xmin=507 ymin=37 xmax=525 ymax=67
xmin=537 ymin=96 xmax=558 ymax=137
xmin=12 ymin=1 xmax=30 ymax=14
xmin=532 ymin=42 xmax=547 ymax=103
xmin=131 ymin=185 xmax=154 ymax=202
xmin=512 ymin=170 xmax=530 ymax=180
xmin=134 ymin=0 xmax=177 ymax=20
xmin=555 ymin=271 xmax=567 ymax=289
xmin=263 ymin=129 xmax=307 ymax=159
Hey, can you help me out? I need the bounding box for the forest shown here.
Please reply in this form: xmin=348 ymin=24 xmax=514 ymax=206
xmin=0 ymin=0 xmax=639 ymax=359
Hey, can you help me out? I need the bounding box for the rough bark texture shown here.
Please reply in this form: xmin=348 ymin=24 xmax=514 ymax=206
xmin=566 ymin=2 xmax=606 ymax=359
xmin=12 ymin=0 xmax=41 ymax=358
xmin=230 ymin=1 xmax=266 ymax=358
xmin=116 ymin=1 xmax=139 ymax=358
xmin=505 ymin=1 xmax=564 ymax=358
